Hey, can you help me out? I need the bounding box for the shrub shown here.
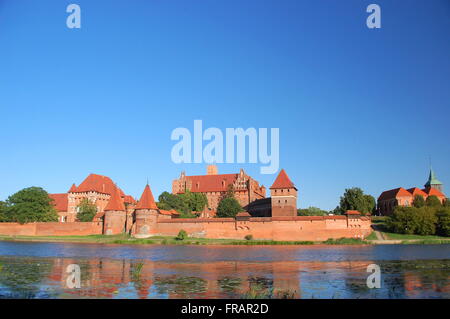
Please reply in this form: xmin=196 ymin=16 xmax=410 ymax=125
xmin=412 ymin=195 xmax=426 ymax=208
xmin=175 ymin=229 xmax=188 ymax=241
xmin=244 ymin=234 xmax=253 ymax=241
xmin=216 ymin=197 xmax=243 ymax=218
xmin=426 ymin=195 xmax=442 ymax=207
xmin=436 ymin=208 xmax=450 ymax=237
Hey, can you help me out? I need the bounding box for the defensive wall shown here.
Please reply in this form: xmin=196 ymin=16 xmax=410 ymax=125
xmin=147 ymin=215 xmax=372 ymax=241
xmin=0 ymin=222 xmax=103 ymax=236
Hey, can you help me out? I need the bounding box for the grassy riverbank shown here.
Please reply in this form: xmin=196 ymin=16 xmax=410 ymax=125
xmin=0 ymin=233 xmax=448 ymax=245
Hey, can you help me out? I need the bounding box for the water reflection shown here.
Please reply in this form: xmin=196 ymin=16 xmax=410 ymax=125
xmin=0 ymin=256 xmax=449 ymax=299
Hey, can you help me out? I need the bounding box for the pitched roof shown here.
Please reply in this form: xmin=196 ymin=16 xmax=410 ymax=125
xmin=270 ymin=169 xmax=296 ymax=190
xmin=378 ymin=187 xmax=413 ymax=201
xmin=407 ymin=187 xmax=428 ymax=198
xmin=135 ymin=184 xmax=158 ymax=210
xmin=68 ymin=183 xmax=77 ymax=193
xmin=159 ymin=209 xmax=180 ymax=216
xmin=184 ymin=173 xmax=239 ymax=193
xmin=104 ymin=186 xmax=125 ymax=211
xmin=422 ymin=187 xmax=446 ymax=198
xmin=73 ymin=174 xmax=125 ymax=196
xmin=123 ymin=195 xmax=136 ymax=205
xmin=49 ymin=193 xmax=68 ymax=212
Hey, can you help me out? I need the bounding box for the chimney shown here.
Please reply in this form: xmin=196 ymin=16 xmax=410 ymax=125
xmin=207 ymin=165 xmax=218 ymax=175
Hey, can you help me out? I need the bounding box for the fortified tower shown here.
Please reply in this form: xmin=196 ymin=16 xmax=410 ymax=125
xmin=134 ymin=184 xmax=159 ymax=238
xmin=103 ymin=187 xmax=127 ymax=235
xmin=270 ymin=169 xmax=298 ymax=217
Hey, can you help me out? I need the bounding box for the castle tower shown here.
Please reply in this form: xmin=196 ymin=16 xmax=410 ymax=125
xmin=103 ymin=186 xmax=127 ymax=235
xmin=270 ymin=169 xmax=298 ymax=217
xmin=424 ymin=167 xmax=444 ymax=192
xmin=134 ymin=184 xmax=159 ymax=238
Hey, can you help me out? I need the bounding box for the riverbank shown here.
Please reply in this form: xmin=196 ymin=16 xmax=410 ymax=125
xmin=0 ymin=233 xmax=449 ymax=245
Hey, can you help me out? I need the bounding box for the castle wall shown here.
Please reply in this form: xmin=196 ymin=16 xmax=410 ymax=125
xmin=0 ymin=222 xmax=102 ymax=236
xmin=153 ymin=216 xmax=371 ymax=241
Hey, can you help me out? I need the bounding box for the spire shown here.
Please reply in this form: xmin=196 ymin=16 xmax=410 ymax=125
xmin=424 ymin=166 xmax=443 ymax=188
xmin=270 ymin=169 xmax=297 ymax=190
xmin=135 ymin=184 xmax=158 ymax=210
xmin=104 ymin=186 xmax=125 ymax=211
xmin=68 ymin=183 xmax=77 ymax=193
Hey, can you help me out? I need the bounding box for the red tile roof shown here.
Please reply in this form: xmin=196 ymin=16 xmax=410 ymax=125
xmin=423 ymin=187 xmax=446 ymax=198
xmin=123 ymin=195 xmax=136 ymax=204
xmin=270 ymin=169 xmax=296 ymax=190
xmin=68 ymin=183 xmax=77 ymax=193
xmin=159 ymin=209 xmax=179 ymax=216
xmin=104 ymin=186 xmax=125 ymax=211
xmin=345 ymin=210 xmax=361 ymax=215
xmin=72 ymin=174 xmax=125 ymax=196
xmin=378 ymin=187 xmax=413 ymax=201
xmin=49 ymin=193 xmax=68 ymax=212
xmin=184 ymin=174 xmax=239 ymax=193
xmin=407 ymin=187 xmax=428 ymax=198
xmin=135 ymin=184 xmax=158 ymax=210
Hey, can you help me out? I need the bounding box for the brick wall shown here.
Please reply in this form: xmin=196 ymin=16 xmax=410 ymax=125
xmin=0 ymin=222 xmax=103 ymax=236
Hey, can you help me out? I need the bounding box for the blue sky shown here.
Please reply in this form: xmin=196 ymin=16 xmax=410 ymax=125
xmin=0 ymin=0 xmax=449 ymax=210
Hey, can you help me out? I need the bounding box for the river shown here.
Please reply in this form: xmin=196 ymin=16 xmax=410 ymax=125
xmin=0 ymin=241 xmax=449 ymax=299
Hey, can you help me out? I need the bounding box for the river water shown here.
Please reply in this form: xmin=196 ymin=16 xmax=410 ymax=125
xmin=0 ymin=241 xmax=449 ymax=299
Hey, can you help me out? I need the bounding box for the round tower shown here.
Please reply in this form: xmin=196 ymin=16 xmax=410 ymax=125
xmin=103 ymin=187 xmax=127 ymax=235
xmin=134 ymin=184 xmax=159 ymax=238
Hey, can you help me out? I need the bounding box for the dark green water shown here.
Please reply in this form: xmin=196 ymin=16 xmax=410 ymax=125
xmin=0 ymin=241 xmax=449 ymax=299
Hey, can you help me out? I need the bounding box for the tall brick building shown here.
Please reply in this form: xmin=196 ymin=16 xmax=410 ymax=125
xmin=172 ymin=165 xmax=266 ymax=211
xmin=377 ymin=168 xmax=447 ymax=215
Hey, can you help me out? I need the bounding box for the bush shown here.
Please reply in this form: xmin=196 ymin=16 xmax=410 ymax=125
xmin=245 ymin=234 xmax=253 ymax=241
xmin=386 ymin=206 xmax=442 ymax=236
xmin=175 ymin=229 xmax=188 ymax=241
xmin=412 ymin=195 xmax=426 ymax=208
xmin=426 ymin=195 xmax=442 ymax=207
xmin=436 ymin=208 xmax=450 ymax=237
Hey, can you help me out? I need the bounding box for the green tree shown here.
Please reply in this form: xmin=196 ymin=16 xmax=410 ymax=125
xmin=297 ymin=207 xmax=327 ymax=216
xmin=414 ymin=207 xmax=437 ymax=236
xmin=216 ymin=197 xmax=243 ymax=218
xmin=386 ymin=206 xmax=420 ymax=235
xmin=76 ymin=198 xmax=97 ymax=222
xmin=338 ymin=188 xmax=375 ymax=215
xmin=157 ymin=191 xmax=188 ymax=213
xmin=0 ymin=201 xmax=8 ymax=222
xmin=426 ymin=195 xmax=442 ymax=207
xmin=412 ymin=195 xmax=426 ymax=208
xmin=179 ymin=191 xmax=208 ymax=212
xmin=444 ymin=199 xmax=450 ymax=207
xmin=4 ymin=187 xmax=58 ymax=224
xmin=436 ymin=207 xmax=450 ymax=237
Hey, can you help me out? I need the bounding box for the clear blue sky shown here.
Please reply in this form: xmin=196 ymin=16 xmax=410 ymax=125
xmin=0 ymin=0 xmax=449 ymax=210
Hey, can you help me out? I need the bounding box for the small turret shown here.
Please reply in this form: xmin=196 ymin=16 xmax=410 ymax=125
xmin=270 ymin=169 xmax=298 ymax=217
xmin=424 ymin=167 xmax=443 ymax=192
xmin=134 ymin=184 xmax=159 ymax=238
xmin=103 ymin=186 xmax=126 ymax=235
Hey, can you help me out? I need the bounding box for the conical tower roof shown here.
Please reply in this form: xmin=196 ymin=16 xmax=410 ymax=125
xmin=104 ymin=186 xmax=125 ymax=211
xmin=270 ymin=169 xmax=297 ymax=190
xmin=68 ymin=183 xmax=77 ymax=193
xmin=136 ymin=184 xmax=158 ymax=210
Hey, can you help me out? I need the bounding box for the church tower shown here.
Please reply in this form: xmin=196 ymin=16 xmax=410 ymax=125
xmin=270 ymin=169 xmax=298 ymax=217
xmin=424 ymin=167 xmax=444 ymax=192
xmin=134 ymin=184 xmax=159 ymax=238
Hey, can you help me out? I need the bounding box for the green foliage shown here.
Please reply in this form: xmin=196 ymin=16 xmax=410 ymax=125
xmin=3 ymin=187 xmax=58 ymax=224
xmin=436 ymin=208 xmax=450 ymax=237
xmin=0 ymin=201 xmax=7 ymax=222
xmin=337 ymin=187 xmax=375 ymax=215
xmin=175 ymin=229 xmax=188 ymax=241
xmin=322 ymin=237 xmax=369 ymax=245
xmin=216 ymin=197 xmax=243 ymax=218
xmin=157 ymin=191 xmax=207 ymax=217
xmin=244 ymin=234 xmax=253 ymax=241
xmin=297 ymin=206 xmax=327 ymax=216
xmin=426 ymin=195 xmax=442 ymax=207
xmin=76 ymin=198 xmax=97 ymax=222
xmin=387 ymin=206 xmax=440 ymax=236
xmin=412 ymin=195 xmax=426 ymax=208
xmin=444 ymin=199 xmax=450 ymax=207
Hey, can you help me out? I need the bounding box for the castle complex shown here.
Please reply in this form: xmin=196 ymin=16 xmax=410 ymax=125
xmin=0 ymin=167 xmax=371 ymax=241
xmin=377 ymin=168 xmax=446 ymax=215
